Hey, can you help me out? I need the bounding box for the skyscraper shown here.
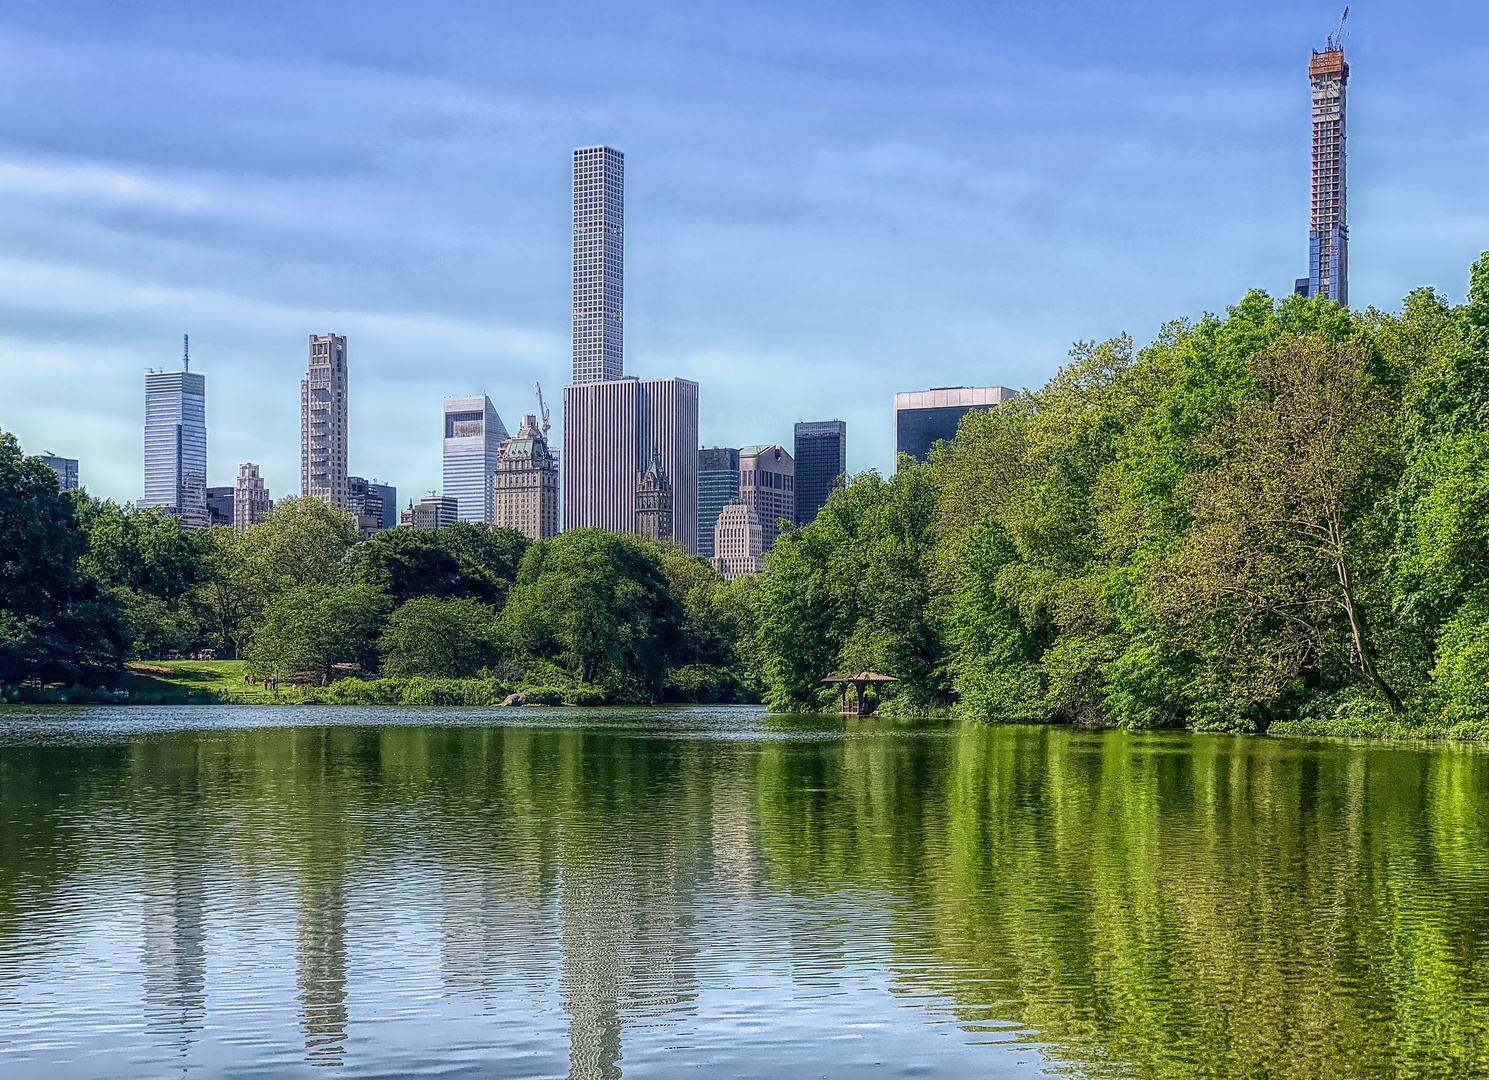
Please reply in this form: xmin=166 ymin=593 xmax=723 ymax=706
xmin=141 ymin=338 xmax=208 ymax=529
xmin=234 ymin=463 xmax=271 ymax=529
xmin=205 ymin=487 xmax=234 ymax=526
xmin=572 ymin=146 xmax=624 ymax=384
xmin=347 ymin=476 xmax=388 ymax=535
xmin=894 ymin=386 xmax=1018 ymax=466
xmin=38 ymin=453 xmax=78 ymax=491
xmin=697 ymin=447 xmax=741 ymax=560
xmin=711 ymin=499 xmax=763 ymax=580
xmin=442 ymin=395 xmax=509 ymax=524
xmin=793 ymin=420 xmax=846 ymax=526
xmin=491 ymin=414 xmax=559 ymax=540
xmin=1296 ymin=16 xmax=1349 ymax=305
xmin=301 ymin=334 xmax=349 ymax=510
xmin=563 ymin=377 xmax=700 ymax=553
xmin=739 ymin=444 xmax=794 ymax=552
xmin=635 ymin=448 xmax=674 ymax=543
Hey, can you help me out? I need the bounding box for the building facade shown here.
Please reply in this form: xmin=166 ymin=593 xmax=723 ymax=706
xmin=141 ymin=347 xmax=209 ymax=529
xmin=491 ymin=414 xmax=559 ymax=540
xmin=739 ymin=444 xmax=794 ymax=552
xmin=234 ymin=463 xmax=271 ymax=529
xmin=206 ymin=487 xmax=234 ymax=527
xmin=442 ymin=395 xmax=509 ymax=524
xmin=563 ymin=377 xmax=700 ymax=553
xmin=711 ymin=499 xmax=763 ymax=580
xmin=1294 ymin=32 xmax=1349 ymax=305
xmin=635 ymin=448 xmax=674 ymax=543
xmin=401 ymin=494 xmax=459 ymax=530
xmin=38 ymin=453 xmax=78 ymax=491
xmin=301 ymin=333 xmax=349 ymax=510
xmin=697 ymin=447 xmax=740 ymax=560
xmin=348 ymin=476 xmax=389 ymax=535
xmin=572 ymin=146 xmax=624 ymax=384
xmin=793 ymin=420 xmax=846 ymax=525
xmin=894 ymin=386 xmax=1018 ymax=465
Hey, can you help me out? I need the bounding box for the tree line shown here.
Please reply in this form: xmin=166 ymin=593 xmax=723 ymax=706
xmin=0 ymin=457 xmax=758 ymax=702
xmin=756 ymin=253 xmax=1489 ymax=735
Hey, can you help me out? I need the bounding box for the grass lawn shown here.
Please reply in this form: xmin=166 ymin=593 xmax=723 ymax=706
xmin=121 ymin=660 xmax=311 ymax=704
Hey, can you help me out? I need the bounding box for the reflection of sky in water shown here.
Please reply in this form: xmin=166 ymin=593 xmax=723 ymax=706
xmin=0 ymin=705 xmax=1485 ymax=1078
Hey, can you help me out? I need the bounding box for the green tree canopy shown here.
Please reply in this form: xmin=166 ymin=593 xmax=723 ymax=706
xmin=0 ymin=433 xmax=124 ymax=683
xmin=355 ymin=522 xmax=528 ymax=606
xmin=379 ymin=596 xmax=503 ymax=678
xmin=244 ymin=585 xmax=390 ymax=685
xmin=501 ymin=529 xmax=680 ymax=697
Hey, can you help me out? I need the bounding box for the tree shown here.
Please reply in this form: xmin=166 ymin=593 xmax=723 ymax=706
xmin=194 ymin=525 xmax=259 ymax=659
xmin=0 ymin=432 xmax=124 ymax=683
xmin=1155 ymin=336 xmax=1406 ymax=714
xmin=501 ymin=529 xmax=680 ymax=697
xmin=244 ymin=585 xmax=390 ymax=685
xmin=240 ymin=496 xmax=360 ymax=592
xmin=379 ymin=597 xmax=502 ymax=678
xmin=355 ymin=522 xmax=528 ymax=606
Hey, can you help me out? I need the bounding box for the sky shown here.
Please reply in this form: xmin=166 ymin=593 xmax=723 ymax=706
xmin=0 ymin=0 xmax=1487 ymax=506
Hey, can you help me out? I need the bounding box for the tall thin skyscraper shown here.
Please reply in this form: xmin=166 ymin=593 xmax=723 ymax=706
xmin=441 ymin=395 xmax=509 ymax=523
xmin=572 ymin=146 xmax=624 ymax=384
xmin=141 ymin=337 xmax=208 ymax=529
xmin=793 ymin=421 xmax=847 ymax=526
xmin=1297 ymin=15 xmax=1349 ymax=305
xmin=301 ymin=334 xmax=350 ymax=510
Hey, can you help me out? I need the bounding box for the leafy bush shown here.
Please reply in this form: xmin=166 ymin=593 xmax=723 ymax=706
xmin=662 ymin=664 xmax=760 ymax=704
xmin=563 ymin=684 xmax=608 ymax=706
xmin=521 ymin=686 xmax=564 ymax=706
xmin=323 ymin=676 xmax=510 ymax=706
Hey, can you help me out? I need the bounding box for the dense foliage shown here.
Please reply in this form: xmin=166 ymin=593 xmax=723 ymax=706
xmin=758 ymin=255 xmax=1489 ymax=734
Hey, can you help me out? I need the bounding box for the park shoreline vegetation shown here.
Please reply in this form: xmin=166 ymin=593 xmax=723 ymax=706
xmin=7 ymin=256 xmax=1489 ymax=738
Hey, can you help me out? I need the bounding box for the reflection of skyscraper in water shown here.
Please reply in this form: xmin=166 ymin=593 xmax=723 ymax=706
xmin=141 ymin=842 xmax=209 ymax=1048
xmin=298 ymin=869 xmax=350 ymax=1065
xmin=558 ymin=839 xmax=705 ymax=1079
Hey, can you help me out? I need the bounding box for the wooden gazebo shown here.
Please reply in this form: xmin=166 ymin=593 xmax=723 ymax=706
xmin=822 ymin=671 xmax=898 ymax=716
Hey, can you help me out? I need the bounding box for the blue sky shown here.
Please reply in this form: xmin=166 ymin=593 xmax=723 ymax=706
xmin=0 ymin=0 xmax=1486 ymax=505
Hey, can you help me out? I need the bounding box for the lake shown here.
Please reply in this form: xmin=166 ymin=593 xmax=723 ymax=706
xmin=0 ymin=706 xmax=1485 ymax=1079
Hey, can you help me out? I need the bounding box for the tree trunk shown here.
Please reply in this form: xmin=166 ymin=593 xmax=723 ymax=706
xmin=1335 ymin=555 xmax=1404 ymax=714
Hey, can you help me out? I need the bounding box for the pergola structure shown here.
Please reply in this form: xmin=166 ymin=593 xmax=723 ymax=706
xmin=822 ymin=671 xmax=898 ymax=716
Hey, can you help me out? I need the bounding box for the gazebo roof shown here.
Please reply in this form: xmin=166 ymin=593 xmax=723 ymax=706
xmin=822 ymin=671 xmax=898 ymax=685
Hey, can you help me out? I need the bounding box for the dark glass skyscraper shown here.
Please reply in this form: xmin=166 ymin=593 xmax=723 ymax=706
xmin=698 ymin=447 xmax=740 ymax=559
xmin=894 ymin=386 xmax=1017 ymax=466
xmin=793 ymin=420 xmax=846 ymax=526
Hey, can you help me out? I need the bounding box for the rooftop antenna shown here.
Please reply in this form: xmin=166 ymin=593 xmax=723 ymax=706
xmin=535 ymin=381 xmax=550 ymax=438
xmin=1327 ymin=5 xmax=1349 ymax=51
xmin=182 ymin=334 xmax=190 ymax=372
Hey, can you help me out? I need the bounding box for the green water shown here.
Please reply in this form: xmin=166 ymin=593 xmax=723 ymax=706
xmin=0 ymin=706 xmax=1486 ymax=1079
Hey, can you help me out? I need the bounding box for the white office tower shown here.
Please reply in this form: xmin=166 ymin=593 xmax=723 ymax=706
xmin=234 ymin=463 xmax=270 ymax=529
xmin=572 ymin=146 xmax=624 ymax=384
xmin=711 ymin=499 xmax=763 ymax=580
xmin=301 ymin=334 xmax=349 ymax=510
xmin=442 ymin=395 xmax=509 ymax=524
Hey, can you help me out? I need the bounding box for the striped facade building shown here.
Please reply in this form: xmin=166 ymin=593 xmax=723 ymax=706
xmin=563 ymin=377 xmax=699 ymax=553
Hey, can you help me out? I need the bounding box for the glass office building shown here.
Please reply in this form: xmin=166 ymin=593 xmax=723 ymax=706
xmin=141 ymin=360 xmax=209 ymax=529
xmin=893 ymin=386 xmax=1017 ymax=466
xmin=697 ymin=447 xmax=740 ymax=560
xmin=442 ymin=395 xmax=508 ymax=524
xmin=38 ymin=454 xmax=79 ymax=491
xmin=793 ymin=420 xmax=846 ymax=526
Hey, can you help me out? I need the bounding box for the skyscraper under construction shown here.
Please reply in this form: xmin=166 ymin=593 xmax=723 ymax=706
xmin=1296 ymin=11 xmax=1349 ymax=306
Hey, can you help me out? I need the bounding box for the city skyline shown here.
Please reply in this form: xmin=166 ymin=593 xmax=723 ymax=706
xmin=2 ymin=4 xmax=1481 ymax=508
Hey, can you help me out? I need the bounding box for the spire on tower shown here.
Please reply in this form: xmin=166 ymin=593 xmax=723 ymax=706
xmin=182 ymin=334 xmax=190 ymax=372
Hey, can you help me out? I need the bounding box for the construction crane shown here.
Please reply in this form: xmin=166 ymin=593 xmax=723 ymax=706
xmin=534 ymin=381 xmax=550 ymax=438
xmin=1327 ymin=5 xmax=1349 ymax=52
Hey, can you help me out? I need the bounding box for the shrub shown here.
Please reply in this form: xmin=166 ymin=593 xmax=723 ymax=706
xmin=521 ymin=686 xmax=564 ymax=706
xmin=563 ymin=684 xmax=608 ymax=706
